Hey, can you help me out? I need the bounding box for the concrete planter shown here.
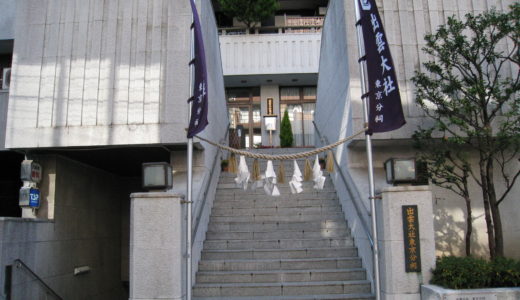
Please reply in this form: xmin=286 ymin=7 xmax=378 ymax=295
xmin=421 ymin=284 xmax=520 ymax=300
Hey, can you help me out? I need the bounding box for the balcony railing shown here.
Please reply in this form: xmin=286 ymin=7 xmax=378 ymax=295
xmin=218 ymin=16 xmax=325 ymax=36
xmin=219 ymin=32 xmax=322 ymax=76
xmin=286 ymin=16 xmax=324 ymax=27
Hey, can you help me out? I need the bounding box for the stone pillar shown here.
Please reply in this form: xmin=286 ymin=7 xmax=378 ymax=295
xmin=261 ymin=84 xmax=280 ymax=147
xmin=129 ymin=192 xmax=184 ymax=300
xmin=376 ymin=186 xmax=436 ymax=300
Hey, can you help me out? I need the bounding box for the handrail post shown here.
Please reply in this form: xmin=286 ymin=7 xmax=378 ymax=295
xmin=353 ymin=0 xmax=381 ymax=299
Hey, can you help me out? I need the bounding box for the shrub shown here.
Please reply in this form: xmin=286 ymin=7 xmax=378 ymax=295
xmin=279 ymin=110 xmax=293 ymax=147
xmin=489 ymin=257 xmax=520 ymax=287
xmin=431 ymin=256 xmax=520 ymax=289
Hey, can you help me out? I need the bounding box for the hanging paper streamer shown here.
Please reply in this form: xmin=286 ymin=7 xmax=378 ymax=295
xmin=234 ymin=155 xmax=250 ymax=190
xmin=326 ymin=150 xmax=335 ymax=173
xmin=304 ymin=158 xmax=312 ymax=181
xmin=289 ymin=160 xmax=303 ymax=194
xmin=263 ymin=160 xmax=280 ymax=196
xmin=277 ymin=161 xmax=286 ymax=184
xmin=228 ymin=153 xmax=238 ymax=174
xmin=312 ymin=155 xmax=326 ymax=190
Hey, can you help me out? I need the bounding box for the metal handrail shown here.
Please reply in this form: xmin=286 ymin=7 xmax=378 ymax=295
xmin=12 ymin=259 xmax=63 ymax=300
xmin=192 ymin=124 xmax=230 ymax=241
xmin=312 ymin=121 xmax=374 ymax=247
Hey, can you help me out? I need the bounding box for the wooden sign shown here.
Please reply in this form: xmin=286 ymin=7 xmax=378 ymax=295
xmin=402 ymin=205 xmax=421 ymax=272
xmin=267 ymin=98 xmax=274 ymax=115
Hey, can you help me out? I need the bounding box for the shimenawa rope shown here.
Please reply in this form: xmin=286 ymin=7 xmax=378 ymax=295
xmin=194 ymin=127 xmax=367 ymax=160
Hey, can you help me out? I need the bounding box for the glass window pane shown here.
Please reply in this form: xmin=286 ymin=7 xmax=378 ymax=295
xmin=227 ymin=88 xmax=250 ymax=103
xmin=303 ymin=103 xmax=315 ymax=146
xmin=303 ymin=87 xmax=317 ymax=100
xmin=280 ymin=87 xmax=300 ymax=101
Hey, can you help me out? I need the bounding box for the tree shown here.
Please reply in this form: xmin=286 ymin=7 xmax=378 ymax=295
xmin=218 ymin=0 xmax=279 ymax=32
xmin=280 ymin=110 xmax=293 ymax=147
xmin=413 ymin=129 xmax=474 ymax=256
xmin=412 ymin=4 xmax=520 ymax=258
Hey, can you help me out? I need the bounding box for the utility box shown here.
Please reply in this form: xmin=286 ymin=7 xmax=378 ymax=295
xmin=20 ymin=160 xmax=42 ymax=183
xmin=19 ymin=187 xmax=40 ymax=208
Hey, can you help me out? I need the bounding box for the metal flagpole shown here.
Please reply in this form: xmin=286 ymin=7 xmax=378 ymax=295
xmin=354 ymin=0 xmax=381 ymax=299
xmin=186 ymin=11 xmax=195 ymax=300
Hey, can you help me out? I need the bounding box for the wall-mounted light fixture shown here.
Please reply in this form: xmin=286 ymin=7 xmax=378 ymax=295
xmin=142 ymin=162 xmax=173 ymax=191
xmin=384 ymin=158 xmax=417 ymax=185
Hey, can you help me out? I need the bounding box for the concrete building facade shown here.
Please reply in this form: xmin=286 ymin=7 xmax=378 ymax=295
xmin=0 ymin=0 xmax=227 ymax=298
xmin=0 ymin=0 xmax=518 ymax=299
xmin=315 ymin=0 xmax=520 ymax=261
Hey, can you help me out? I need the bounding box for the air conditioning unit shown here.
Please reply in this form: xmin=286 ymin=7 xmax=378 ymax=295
xmin=318 ymin=7 xmax=327 ymax=16
xmin=2 ymin=68 xmax=11 ymax=90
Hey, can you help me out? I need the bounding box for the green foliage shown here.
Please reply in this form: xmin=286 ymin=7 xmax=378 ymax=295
xmin=431 ymin=256 xmax=520 ymax=289
xmin=217 ymin=0 xmax=279 ymax=31
xmin=490 ymin=257 xmax=520 ymax=287
xmin=412 ymin=3 xmax=520 ymax=258
xmin=280 ymin=110 xmax=293 ymax=148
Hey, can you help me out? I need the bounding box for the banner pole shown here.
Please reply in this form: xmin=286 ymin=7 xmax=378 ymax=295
xmin=186 ymin=9 xmax=195 ymax=300
xmin=354 ymin=1 xmax=381 ymax=299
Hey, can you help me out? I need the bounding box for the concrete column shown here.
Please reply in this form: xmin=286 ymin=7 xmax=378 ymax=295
xmin=376 ymin=186 xmax=436 ymax=300
xmin=129 ymin=192 xmax=184 ymax=300
xmin=261 ymin=84 xmax=280 ymax=147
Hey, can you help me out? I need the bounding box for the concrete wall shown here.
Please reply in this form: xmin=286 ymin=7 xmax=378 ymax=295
xmin=315 ymin=0 xmax=520 ymax=262
xmin=167 ymin=0 xmax=228 ymax=294
xmin=0 ymin=0 xmax=16 ymax=40
xmin=326 ymin=0 xmax=518 ymax=141
xmin=6 ymin=0 xmax=193 ymax=148
xmin=0 ymin=155 xmax=126 ymax=300
xmin=314 ymin=0 xmax=377 ymax=290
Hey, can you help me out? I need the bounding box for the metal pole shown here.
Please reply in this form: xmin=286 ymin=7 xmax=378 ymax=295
xmin=353 ymin=1 xmax=381 ymax=299
xmin=186 ymin=7 xmax=195 ymax=300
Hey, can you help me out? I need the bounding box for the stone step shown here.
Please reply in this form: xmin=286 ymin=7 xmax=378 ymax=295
xmin=213 ymin=198 xmax=339 ymax=209
xmin=203 ymin=237 xmax=355 ymax=250
xmin=208 ymin=220 xmax=347 ymax=232
xmin=198 ymin=257 xmax=363 ymax=272
xmin=193 ymin=280 xmax=371 ymax=297
xmin=209 ymin=212 xmax=344 ymax=223
xmin=201 ymin=247 xmax=357 ymax=260
xmin=205 ymin=228 xmax=349 ymax=240
xmin=218 ymin=178 xmax=334 ymax=187
xmin=215 ymin=191 xmax=337 ymax=201
xmin=193 ymin=294 xmax=374 ymax=300
xmin=211 ymin=205 xmax=342 ymax=217
xmin=196 ymin=268 xmax=367 ymax=284
xmin=215 ymin=186 xmax=335 ymax=195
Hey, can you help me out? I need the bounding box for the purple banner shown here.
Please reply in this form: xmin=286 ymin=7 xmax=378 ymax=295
xmin=358 ymin=0 xmax=405 ymax=133
xmin=187 ymin=0 xmax=209 ymax=138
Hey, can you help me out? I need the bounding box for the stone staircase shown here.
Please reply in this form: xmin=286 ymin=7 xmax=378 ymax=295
xmin=193 ymin=157 xmax=374 ymax=300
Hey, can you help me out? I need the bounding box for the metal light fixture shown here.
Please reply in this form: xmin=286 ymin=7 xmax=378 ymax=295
xmin=142 ymin=162 xmax=173 ymax=191
xmin=384 ymin=158 xmax=417 ymax=184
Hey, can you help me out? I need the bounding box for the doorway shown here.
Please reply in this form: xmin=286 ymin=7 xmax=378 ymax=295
xmin=227 ymin=88 xmax=262 ymax=148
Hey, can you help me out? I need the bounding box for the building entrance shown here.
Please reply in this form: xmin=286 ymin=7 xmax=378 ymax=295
xmin=227 ymin=88 xmax=261 ymax=148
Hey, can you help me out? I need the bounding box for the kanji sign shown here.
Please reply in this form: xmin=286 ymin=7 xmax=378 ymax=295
xmin=402 ymin=205 xmax=421 ymax=272
xmin=358 ymin=0 xmax=406 ymax=133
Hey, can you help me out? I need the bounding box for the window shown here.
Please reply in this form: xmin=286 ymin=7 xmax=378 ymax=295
xmin=280 ymin=87 xmax=316 ymax=147
xmin=226 ymin=88 xmax=262 ymax=148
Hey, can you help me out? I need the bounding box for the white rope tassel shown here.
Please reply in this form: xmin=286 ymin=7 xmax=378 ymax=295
xmin=263 ymin=160 xmax=280 ymax=196
xmin=235 ymin=155 xmax=250 ymax=190
xmin=312 ymin=155 xmax=326 ymax=190
xmin=289 ymin=160 xmax=303 ymax=194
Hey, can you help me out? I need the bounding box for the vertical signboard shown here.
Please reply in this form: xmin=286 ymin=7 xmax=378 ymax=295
xmin=402 ymin=205 xmax=421 ymax=272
